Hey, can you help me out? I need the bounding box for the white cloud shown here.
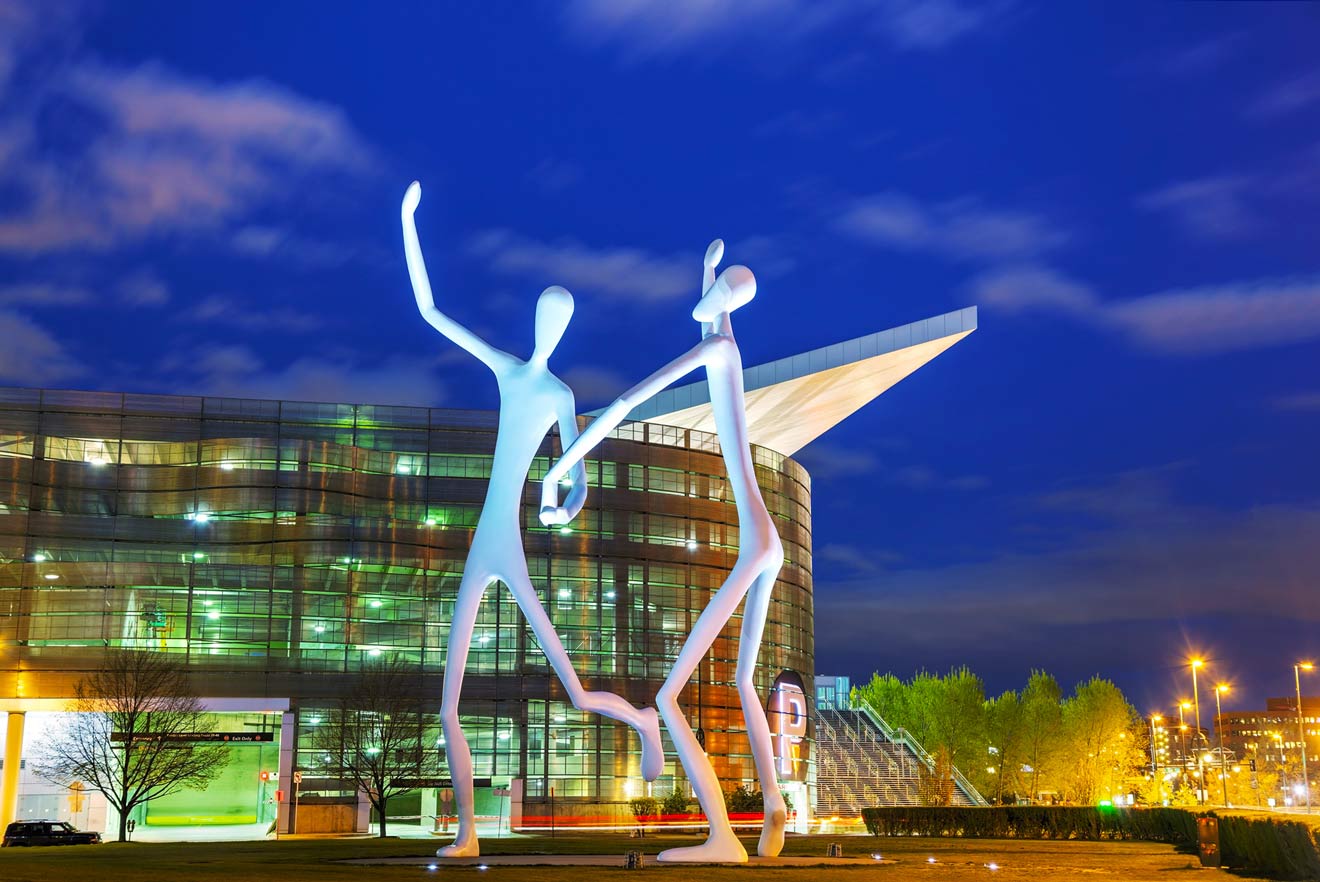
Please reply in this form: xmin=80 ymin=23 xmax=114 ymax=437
xmin=836 ymin=192 xmax=1066 ymax=261
xmin=469 ymin=229 xmax=696 ymax=302
xmin=1250 ymin=68 xmax=1320 ymax=119
xmin=560 ymin=365 xmax=630 ymax=406
xmin=0 ymin=51 xmax=372 ymax=255
xmin=118 ymin=270 xmax=170 ymax=306
xmin=169 ymin=344 xmax=448 ymax=407
xmin=1137 ymin=175 xmax=1256 ymax=240
xmin=0 ymin=309 xmax=83 ymax=384
xmin=794 ymin=442 xmax=880 ymax=479
xmin=972 ymin=265 xmax=1320 ymax=356
xmin=0 ymin=282 xmax=92 ymax=307
xmin=562 ymin=0 xmax=1002 ymax=58
xmin=178 ymin=294 xmax=324 ymax=334
xmin=891 ymin=465 xmax=989 ymax=492
xmin=1273 ymin=392 xmax=1320 ymax=412
xmin=817 ymin=543 xmax=904 ymax=574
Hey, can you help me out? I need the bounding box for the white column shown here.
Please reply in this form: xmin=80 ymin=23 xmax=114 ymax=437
xmin=276 ymin=711 xmax=296 ymax=834
xmin=1 ymin=711 xmax=25 ymax=829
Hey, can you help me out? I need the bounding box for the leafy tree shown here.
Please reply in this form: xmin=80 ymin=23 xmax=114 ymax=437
xmin=1019 ymin=670 xmax=1064 ymax=802
xmin=1059 ymin=676 xmax=1141 ymax=804
xmin=32 ymin=650 xmax=231 ymax=842
xmin=985 ymin=690 xmax=1026 ymax=802
xmin=312 ymin=656 xmax=436 ymax=837
xmin=661 ymin=787 xmax=692 ymax=816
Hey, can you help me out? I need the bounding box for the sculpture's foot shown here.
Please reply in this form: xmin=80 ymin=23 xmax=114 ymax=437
xmin=436 ymin=836 xmax=479 ymax=858
xmin=638 ymin=706 xmax=664 ymax=781
xmin=758 ymin=801 xmax=787 ymax=857
xmin=657 ymin=835 xmax=748 ymax=864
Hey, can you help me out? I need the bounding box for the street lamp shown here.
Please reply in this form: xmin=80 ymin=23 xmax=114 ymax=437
xmin=1150 ymin=714 xmax=1163 ymax=804
xmin=1191 ymin=659 xmax=1205 ymax=805
xmin=1296 ymin=662 xmax=1314 ymax=813
xmin=1215 ymin=684 xmax=1230 ymax=807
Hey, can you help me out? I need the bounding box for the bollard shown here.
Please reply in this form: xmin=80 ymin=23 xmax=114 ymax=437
xmin=827 ymin=842 xmax=843 ymax=858
xmin=624 ymin=850 xmax=645 ymax=869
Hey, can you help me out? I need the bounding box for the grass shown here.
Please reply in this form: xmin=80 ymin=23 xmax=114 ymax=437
xmin=0 ymin=831 xmax=1272 ymax=882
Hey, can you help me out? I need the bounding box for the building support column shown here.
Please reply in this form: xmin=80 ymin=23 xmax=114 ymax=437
xmin=1 ymin=711 xmax=26 ymax=829
xmin=277 ymin=710 xmax=296 ymax=835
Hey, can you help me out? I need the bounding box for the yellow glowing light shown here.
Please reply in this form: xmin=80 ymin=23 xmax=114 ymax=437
xmin=1190 ymin=659 xmax=1204 ymax=669
xmin=1217 ymin=684 xmax=1230 ymax=694
xmin=1301 ymin=662 xmax=1315 ymax=672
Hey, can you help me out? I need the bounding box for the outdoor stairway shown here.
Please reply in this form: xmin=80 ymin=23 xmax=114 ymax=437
xmin=814 ymin=706 xmax=985 ymax=817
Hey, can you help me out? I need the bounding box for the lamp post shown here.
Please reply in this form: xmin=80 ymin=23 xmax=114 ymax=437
xmin=1191 ymin=659 xmax=1205 ymax=805
xmin=1150 ymin=714 xmax=1163 ymax=804
xmin=1214 ymin=684 xmax=1230 ymax=807
xmin=1296 ymin=662 xmax=1314 ymax=813
xmin=1178 ymin=702 xmax=1191 ymax=791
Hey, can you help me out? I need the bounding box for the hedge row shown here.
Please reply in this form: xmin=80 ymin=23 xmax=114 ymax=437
xmin=860 ymin=806 xmax=1320 ymax=880
xmin=861 ymin=806 xmax=1194 ymax=842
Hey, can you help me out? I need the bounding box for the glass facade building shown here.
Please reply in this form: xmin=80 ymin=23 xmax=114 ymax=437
xmin=0 ymin=387 xmax=813 ymax=823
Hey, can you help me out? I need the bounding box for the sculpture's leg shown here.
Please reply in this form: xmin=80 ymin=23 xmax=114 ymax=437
xmin=436 ymin=568 xmax=492 ymax=858
xmin=654 ymin=555 xmax=766 ymax=864
xmin=737 ymin=562 xmax=787 ymax=857
xmin=504 ymin=566 xmax=664 ymax=781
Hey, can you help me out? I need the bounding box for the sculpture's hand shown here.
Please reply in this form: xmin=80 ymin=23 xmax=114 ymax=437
xmin=539 ymin=505 xmax=572 ymax=527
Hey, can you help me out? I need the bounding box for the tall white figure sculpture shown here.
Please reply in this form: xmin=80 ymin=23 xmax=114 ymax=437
xmin=402 ymin=182 xmax=664 ymax=859
xmin=542 ymin=240 xmax=786 ymax=863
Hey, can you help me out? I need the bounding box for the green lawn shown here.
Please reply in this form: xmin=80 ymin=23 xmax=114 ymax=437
xmin=0 ymin=832 xmax=1269 ymax=882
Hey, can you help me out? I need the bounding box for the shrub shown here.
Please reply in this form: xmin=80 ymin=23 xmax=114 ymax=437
xmin=860 ymin=806 xmax=1320 ymax=880
xmin=661 ymin=788 xmax=693 ymax=817
xmin=628 ymin=796 xmax=660 ymax=823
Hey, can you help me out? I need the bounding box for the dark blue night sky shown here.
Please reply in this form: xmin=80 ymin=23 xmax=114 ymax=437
xmin=1 ymin=1 xmax=1318 ymax=714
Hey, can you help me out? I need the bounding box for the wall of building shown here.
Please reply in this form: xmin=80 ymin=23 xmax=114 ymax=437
xmin=0 ymin=387 xmax=814 ymax=819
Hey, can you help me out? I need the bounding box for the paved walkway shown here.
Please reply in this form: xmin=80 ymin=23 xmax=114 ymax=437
xmin=348 ymin=854 xmax=892 ymax=868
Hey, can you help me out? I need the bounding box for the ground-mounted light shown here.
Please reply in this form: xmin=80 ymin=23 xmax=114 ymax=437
xmin=43 ymin=573 xmax=59 ymax=580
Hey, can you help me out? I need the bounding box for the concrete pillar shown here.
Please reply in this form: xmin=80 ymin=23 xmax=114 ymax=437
xmin=1 ymin=711 xmax=26 ymax=829
xmin=276 ymin=710 xmax=296 ymax=835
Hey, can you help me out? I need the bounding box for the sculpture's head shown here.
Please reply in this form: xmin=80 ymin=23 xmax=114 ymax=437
xmin=533 ymin=285 xmax=574 ymax=360
xmin=693 ymin=238 xmax=755 ymax=331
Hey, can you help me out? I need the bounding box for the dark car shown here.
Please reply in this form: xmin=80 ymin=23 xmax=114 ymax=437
xmin=2 ymin=820 xmax=102 ymax=847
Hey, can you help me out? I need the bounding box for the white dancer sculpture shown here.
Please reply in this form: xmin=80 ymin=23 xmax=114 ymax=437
xmin=402 ymin=182 xmax=664 ymax=859
xmin=542 ymin=240 xmax=787 ymax=863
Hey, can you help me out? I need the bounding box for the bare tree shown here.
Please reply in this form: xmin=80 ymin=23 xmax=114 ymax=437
xmin=311 ymin=656 xmax=436 ymax=837
xmin=32 ymin=650 xmax=230 ymax=842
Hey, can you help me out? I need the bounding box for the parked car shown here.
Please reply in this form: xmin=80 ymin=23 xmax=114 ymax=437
xmin=2 ymin=820 xmax=102 ymax=847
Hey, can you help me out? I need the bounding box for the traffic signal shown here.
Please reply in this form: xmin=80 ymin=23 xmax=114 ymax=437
xmin=259 ymin=770 xmax=273 ymax=782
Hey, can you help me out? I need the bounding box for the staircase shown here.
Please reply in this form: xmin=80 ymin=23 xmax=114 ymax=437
xmin=815 ymin=704 xmax=987 ymax=817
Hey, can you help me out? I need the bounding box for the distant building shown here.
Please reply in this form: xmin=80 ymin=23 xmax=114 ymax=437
xmin=1216 ymin=697 xmax=1320 ymax=768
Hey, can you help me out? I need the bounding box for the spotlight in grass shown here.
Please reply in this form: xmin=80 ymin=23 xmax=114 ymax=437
xmin=477 ymin=865 xmax=489 ymax=871
xmin=870 ymin=852 xmax=883 ymax=861
xmin=986 ymin=862 xmax=1000 ymax=871
xmin=427 ymin=864 xmax=438 ymax=871
xmin=927 ymin=856 xmax=937 ymax=864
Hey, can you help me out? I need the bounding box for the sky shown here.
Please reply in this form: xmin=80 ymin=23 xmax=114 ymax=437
xmin=0 ymin=1 xmax=1318 ymax=716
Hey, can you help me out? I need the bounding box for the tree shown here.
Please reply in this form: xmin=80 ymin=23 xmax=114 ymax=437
xmin=1019 ymin=670 xmax=1064 ymax=802
xmin=32 ymin=649 xmax=231 ymax=842
xmin=312 ymin=656 xmax=436 ymax=837
xmin=1059 ymin=676 xmax=1141 ymax=804
xmin=985 ymin=690 xmax=1026 ymax=803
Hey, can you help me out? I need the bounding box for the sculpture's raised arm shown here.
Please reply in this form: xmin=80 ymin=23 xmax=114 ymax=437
xmin=552 ymin=392 xmax=591 ymax=523
xmin=402 ymin=182 xmax=509 ymax=371
xmin=540 ymin=344 xmax=710 ymax=524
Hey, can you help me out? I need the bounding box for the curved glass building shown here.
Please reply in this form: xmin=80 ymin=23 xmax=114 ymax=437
xmin=0 ymin=306 xmax=974 ymax=835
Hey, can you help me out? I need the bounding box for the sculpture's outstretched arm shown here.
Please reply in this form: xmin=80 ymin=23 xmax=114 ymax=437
xmin=402 ymin=182 xmax=511 ymax=371
xmin=553 ymin=393 xmax=591 ymax=523
xmin=541 ymin=341 xmax=711 ymax=522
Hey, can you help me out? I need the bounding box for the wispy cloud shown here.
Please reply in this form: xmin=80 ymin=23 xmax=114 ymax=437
xmin=1272 ymin=392 xmax=1320 ymax=413
xmin=817 ymin=543 xmax=904 ymax=575
xmin=794 ymin=442 xmax=880 ymax=479
xmin=836 ymin=192 xmax=1066 ymax=261
xmin=1250 ymin=68 xmax=1320 ymax=119
xmin=974 ymin=265 xmax=1320 ymax=356
xmin=0 ymin=282 xmax=92 ymax=307
xmin=0 ymin=39 xmax=372 ymax=255
xmin=562 ymin=0 xmax=1005 ymax=59
xmin=891 ymin=465 xmax=989 ymax=492
xmin=1137 ymin=175 xmax=1256 ymax=240
xmin=0 ymin=309 xmax=83 ymax=384
xmin=468 ymin=229 xmax=696 ymax=302
xmin=161 ymin=343 xmax=448 ymax=407
xmin=178 ymin=295 xmax=325 ymax=334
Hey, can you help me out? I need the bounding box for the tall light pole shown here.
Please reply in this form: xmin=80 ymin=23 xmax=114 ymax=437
xmin=1191 ymin=659 xmax=1205 ymax=805
xmin=1296 ymin=662 xmax=1314 ymax=813
xmin=1214 ymin=684 xmax=1230 ymax=807
xmin=1150 ymin=713 xmax=1163 ymax=804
